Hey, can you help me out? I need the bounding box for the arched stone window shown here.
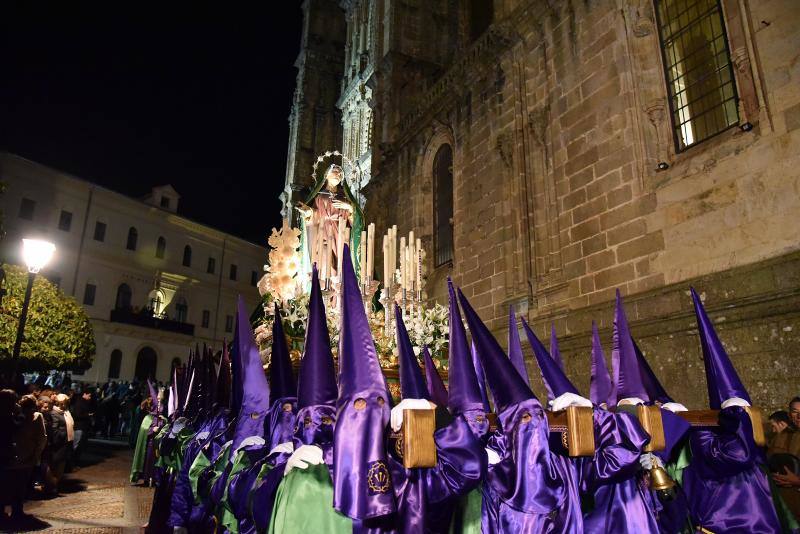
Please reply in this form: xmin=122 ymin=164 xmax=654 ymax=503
xmin=182 ymin=245 xmax=192 ymax=267
xmin=115 ymin=283 xmax=132 ymax=310
xmin=433 ymin=144 xmax=454 ymax=266
xmin=175 ymin=296 xmax=188 ymax=323
xmin=126 ymin=227 xmax=138 ymax=251
xmin=134 ymin=347 xmax=158 ymax=381
xmin=156 ymin=236 xmax=166 ymax=259
xmin=108 ymin=349 xmax=122 ymax=379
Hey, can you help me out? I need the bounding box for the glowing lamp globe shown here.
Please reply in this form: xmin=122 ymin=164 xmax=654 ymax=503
xmin=22 ymin=239 xmax=56 ymax=273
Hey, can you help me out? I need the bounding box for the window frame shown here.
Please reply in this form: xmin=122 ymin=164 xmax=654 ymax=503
xmin=207 ymin=257 xmax=216 ymax=274
xmin=126 ymin=227 xmax=138 ymax=251
xmin=432 ymin=144 xmax=455 ymax=267
xmin=93 ymin=221 xmax=107 ymax=242
xmin=83 ymin=283 xmax=97 ymax=306
xmin=229 ymin=264 xmax=238 ymax=281
xmin=156 ymin=236 xmax=166 ymax=259
xmin=653 ymin=0 xmax=740 ymax=153
xmin=58 ymin=210 xmax=73 ymax=232
xmin=18 ymin=197 xmax=35 ymax=220
xmin=182 ymin=245 xmax=192 ymax=267
xmin=202 ymin=309 xmax=210 ymax=328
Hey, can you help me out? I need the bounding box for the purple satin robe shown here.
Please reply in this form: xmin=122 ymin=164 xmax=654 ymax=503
xmin=682 ymin=406 xmax=782 ymax=533
xmin=580 ymin=409 xmax=658 ymax=534
xmin=167 ymin=412 xmax=227 ymax=528
xmin=354 ymin=413 xmax=486 ymax=533
xmin=481 ymin=398 xmax=583 ymax=533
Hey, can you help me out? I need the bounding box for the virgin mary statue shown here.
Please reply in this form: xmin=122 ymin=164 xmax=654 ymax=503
xmin=296 ymin=164 xmax=364 ymax=284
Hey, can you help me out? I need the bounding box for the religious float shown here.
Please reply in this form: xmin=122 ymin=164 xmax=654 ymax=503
xmin=254 ymin=151 xmax=448 ymax=402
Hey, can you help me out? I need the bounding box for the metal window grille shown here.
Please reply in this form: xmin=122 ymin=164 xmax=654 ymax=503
xmin=655 ymin=0 xmax=739 ymax=151
xmin=433 ymin=144 xmax=454 ymax=267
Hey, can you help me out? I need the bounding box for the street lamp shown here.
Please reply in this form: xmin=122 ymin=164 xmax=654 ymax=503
xmin=12 ymin=239 xmax=56 ymax=366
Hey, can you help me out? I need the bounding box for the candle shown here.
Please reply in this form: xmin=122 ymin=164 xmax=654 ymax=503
xmin=337 ymin=219 xmax=345 ymax=278
xmin=399 ymin=237 xmax=406 ymax=289
xmin=321 ymin=240 xmax=329 ymax=284
xmin=390 ymin=225 xmax=397 ymax=276
xmin=367 ymin=223 xmax=375 ymax=283
xmin=382 ymin=235 xmax=389 ymax=286
xmin=360 ymin=230 xmax=367 ymax=285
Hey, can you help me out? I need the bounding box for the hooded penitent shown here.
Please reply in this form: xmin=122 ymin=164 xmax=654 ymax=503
xmin=521 ymin=317 xmax=580 ymax=400
xmin=690 ymin=287 xmax=751 ymax=408
xmin=680 ymin=287 xmax=782 ymax=533
xmin=333 ymin=245 xmax=395 ymax=520
xmin=268 ymin=302 xmax=297 ymax=448
xmin=296 ymin=265 xmax=338 ymax=448
xmin=457 ymin=287 xmax=570 ymax=522
xmin=231 ymin=296 xmax=272 ymax=451
xmin=422 ymin=347 xmax=448 ymax=408
xmin=589 ymin=322 xmax=613 ymax=407
xmin=215 ymin=344 xmax=232 ymax=410
xmin=396 ymin=305 xmax=430 ymax=400
xmin=610 ymin=290 xmax=649 ymax=406
xmin=507 ymin=307 xmax=530 ymax=386
xmin=148 ymin=379 xmax=160 ymax=415
xmin=446 ymin=279 xmax=488 ymax=417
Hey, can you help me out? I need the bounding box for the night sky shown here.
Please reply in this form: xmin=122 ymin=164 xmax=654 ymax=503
xmin=0 ymin=3 xmax=304 ymax=244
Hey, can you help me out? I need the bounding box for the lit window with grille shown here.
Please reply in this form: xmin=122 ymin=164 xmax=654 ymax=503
xmin=433 ymin=144 xmax=454 ymax=266
xmin=655 ymin=0 xmax=739 ymax=151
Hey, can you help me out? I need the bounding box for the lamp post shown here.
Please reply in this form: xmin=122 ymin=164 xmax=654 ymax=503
xmin=11 ymin=239 xmax=56 ymax=369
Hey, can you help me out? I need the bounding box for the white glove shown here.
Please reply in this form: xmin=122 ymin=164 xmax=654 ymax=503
xmin=549 ymin=392 xmax=593 ymax=411
xmin=721 ymin=397 xmax=751 ymax=409
xmin=284 ymin=444 xmax=324 ymax=475
xmin=174 ymin=527 xmax=189 ymax=534
xmin=390 ymin=398 xmax=434 ymax=432
xmin=617 ymin=397 xmax=646 ymax=406
xmin=639 ymin=452 xmax=661 ymax=470
xmin=486 ymin=447 xmax=502 ymax=466
xmin=237 ymin=435 xmax=266 ymax=452
xmin=661 ymin=402 xmax=688 ymax=413
xmin=269 ymin=441 xmax=295 ymax=456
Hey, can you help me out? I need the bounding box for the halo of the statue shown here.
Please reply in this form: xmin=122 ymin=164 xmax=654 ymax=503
xmin=311 ymin=150 xmax=362 ymax=195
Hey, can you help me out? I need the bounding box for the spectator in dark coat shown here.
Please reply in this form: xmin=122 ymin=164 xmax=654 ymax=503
xmin=70 ymin=389 xmax=94 ymax=465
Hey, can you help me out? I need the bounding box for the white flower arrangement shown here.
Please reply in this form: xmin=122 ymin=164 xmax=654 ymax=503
xmin=261 ymin=219 xmax=303 ymax=304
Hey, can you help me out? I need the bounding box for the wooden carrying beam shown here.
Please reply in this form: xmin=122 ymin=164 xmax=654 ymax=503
xmin=637 ymin=405 xmax=666 ymax=452
xmin=401 ymin=409 xmax=437 ymax=468
xmin=675 ymin=407 xmax=766 ymax=447
xmin=547 ymin=406 xmax=596 ymax=457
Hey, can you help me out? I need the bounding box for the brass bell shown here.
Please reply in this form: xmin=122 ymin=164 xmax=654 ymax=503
xmin=649 ymin=465 xmax=676 ymax=501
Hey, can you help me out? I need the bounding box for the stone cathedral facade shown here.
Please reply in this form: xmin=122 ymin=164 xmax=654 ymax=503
xmin=283 ymin=0 xmax=800 ymax=410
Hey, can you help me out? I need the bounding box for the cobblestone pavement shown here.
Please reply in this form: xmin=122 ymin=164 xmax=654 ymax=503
xmin=13 ymin=440 xmax=153 ymax=534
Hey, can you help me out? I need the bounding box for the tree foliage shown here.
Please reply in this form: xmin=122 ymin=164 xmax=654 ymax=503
xmin=0 ymin=264 xmax=95 ymax=371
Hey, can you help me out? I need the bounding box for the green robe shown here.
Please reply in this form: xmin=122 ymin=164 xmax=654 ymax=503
xmin=449 ymin=486 xmax=483 ymax=534
xmin=218 ymin=448 xmax=256 ymax=534
xmin=268 ymin=464 xmax=352 ymax=533
xmin=129 ymin=413 xmax=154 ymax=482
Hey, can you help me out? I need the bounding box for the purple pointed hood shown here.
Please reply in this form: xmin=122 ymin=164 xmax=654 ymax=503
xmin=298 ymin=266 xmax=337 ymax=410
xmin=632 ymin=339 xmax=674 ymax=404
xmin=232 ymin=296 xmax=271 ymax=450
xmin=294 ymin=266 xmax=337 ymax=449
xmin=550 ymin=324 xmax=565 ymax=371
xmin=215 ymin=343 xmax=232 ymax=410
xmin=471 ymin=342 xmax=491 ymax=412
xmin=269 ymin=303 xmax=296 ymax=405
xmin=396 ymin=305 xmax=429 ymax=400
xmin=691 ymin=287 xmax=751 ymax=409
xmin=422 ymin=347 xmax=448 ymax=408
xmin=611 ymin=290 xmax=649 ymax=405
xmin=446 ymin=280 xmax=487 ymax=415
xmin=589 ymin=322 xmax=613 ymax=407
xmin=333 ymin=245 xmax=395 ymax=520
xmin=521 ymin=318 xmax=579 ymax=400
xmin=147 ymin=379 xmax=159 ymax=415
xmin=507 ymin=307 xmax=530 ymax=385
xmin=458 ymin=288 xmax=536 ymax=413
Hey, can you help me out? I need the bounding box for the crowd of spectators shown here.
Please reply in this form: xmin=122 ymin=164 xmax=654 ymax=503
xmin=768 ymin=396 xmax=800 ymax=520
xmin=0 ymin=374 xmax=158 ymax=527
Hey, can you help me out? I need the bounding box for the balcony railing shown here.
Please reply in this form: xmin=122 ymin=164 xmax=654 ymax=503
xmin=109 ymin=307 xmax=194 ymax=336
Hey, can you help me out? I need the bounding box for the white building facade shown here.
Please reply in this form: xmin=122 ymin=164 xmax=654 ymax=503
xmin=0 ymin=153 xmax=265 ymax=384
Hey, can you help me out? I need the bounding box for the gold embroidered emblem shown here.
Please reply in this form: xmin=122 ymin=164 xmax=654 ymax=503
xmin=250 ymin=412 xmax=260 ymax=420
xmin=367 ymin=461 xmax=391 ymax=494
